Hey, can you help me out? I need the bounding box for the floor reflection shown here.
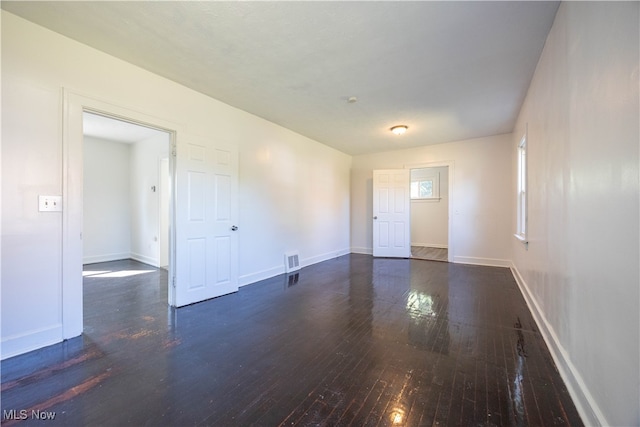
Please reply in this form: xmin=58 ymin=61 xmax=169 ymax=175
xmin=406 ymin=289 xmax=450 ymax=355
xmin=1 ymin=255 xmax=583 ymax=426
xmin=284 ymin=272 xmax=299 ymax=288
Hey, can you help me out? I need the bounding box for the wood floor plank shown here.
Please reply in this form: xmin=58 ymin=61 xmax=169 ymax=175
xmin=411 ymin=246 xmax=448 ymax=262
xmin=0 ymin=256 xmax=583 ymax=426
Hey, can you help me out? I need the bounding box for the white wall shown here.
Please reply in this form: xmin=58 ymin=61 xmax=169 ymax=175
xmin=130 ymin=133 xmax=169 ymax=267
xmin=410 ymin=166 xmax=448 ymax=248
xmin=1 ymin=12 xmax=351 ymax=359
xmin=83 ymin=137 xmax=131 ymax=264
xmin=82 ymin=132 xmax=169 ymax=267
xmin=238 ymin=126 xmax=351 ymax=285
xmin=351 ymin=134 xmax=512 ymax=266
xmin=510 ymin=3 xmax=639 ymax=426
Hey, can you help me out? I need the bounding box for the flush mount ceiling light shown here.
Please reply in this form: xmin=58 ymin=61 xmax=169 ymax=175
xmin=390 ymin=125 xmax=408 ymax=135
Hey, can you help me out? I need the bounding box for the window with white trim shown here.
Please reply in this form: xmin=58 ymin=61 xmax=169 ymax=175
xmin=516 ymin=134 xmax=527 ymax=241
xmin=410 ymin=170 xmax=439 ymax=200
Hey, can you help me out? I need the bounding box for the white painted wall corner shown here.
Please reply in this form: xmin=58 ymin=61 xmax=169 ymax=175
xmin=350 ymin=247 xmax=373 ymax=255
xmin=130 ymin=252 xmax=159 ymax=268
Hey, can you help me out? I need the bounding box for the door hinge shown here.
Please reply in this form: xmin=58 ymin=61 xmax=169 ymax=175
xmin=171 ymin=144 xmax=177 ymax=157
xmin=172 ymin=277 xmax=176 ymax=288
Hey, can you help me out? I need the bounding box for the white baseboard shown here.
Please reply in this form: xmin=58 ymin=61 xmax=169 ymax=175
xmin=302 ymin=248 xmax=350 ymax=267
xmin=350 ymin=251 xmax=508 ymax=268
xmin=411 ymin=243 xmax=448 ymax=249
xmin=130 ymin=253 xmax=159 ymax=268
xmin=453 ymin=256 xmax=511 ymax=268
xmin=83 ymin=252 xmax=159 ymax=267
xmin=510 ymin=263 xmax=606 ymax=427
xmin=1 ymin=324 xmax=62 ymax=360
xmin=239 ymin=265 xmax=284 ymax=287
xmin=239 ymin=248 xmax=351 ymax=288
xmin=83 ymin=252 xmax=130 ymax=265
xmin=350 ymin=246 xmax=373 ymax=255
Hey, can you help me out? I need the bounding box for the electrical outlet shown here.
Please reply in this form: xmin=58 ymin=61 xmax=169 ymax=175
xmin=39 ymin=195 xmax=62 ymax=212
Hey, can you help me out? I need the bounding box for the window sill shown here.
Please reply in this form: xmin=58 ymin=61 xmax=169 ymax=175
xmin=514 ymin=233 xmax=529 ymax=247
xmin=411 ymin=198 xmax=441 ymax=202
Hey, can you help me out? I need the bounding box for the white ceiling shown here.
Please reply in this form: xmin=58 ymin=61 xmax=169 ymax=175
xmin=83 ymin=112 xmax=167 ymax=144
xmin=3 ymin=1 xmax=559 ymax=155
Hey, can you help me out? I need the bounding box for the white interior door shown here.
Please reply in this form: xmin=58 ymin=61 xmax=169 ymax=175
xmin=175 ymin=134 xmax=238 ymax=307
xmin=373 ymin=169 xmax=411 ymax=258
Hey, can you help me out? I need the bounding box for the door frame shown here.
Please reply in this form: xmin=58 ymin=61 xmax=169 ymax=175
xmin=404 ymin=161 xmax=454 ymax=263
xmin=62 ymin=89 xmax=183 ymax=339
xmin=159 ymin=157 xmax=171 ymax=269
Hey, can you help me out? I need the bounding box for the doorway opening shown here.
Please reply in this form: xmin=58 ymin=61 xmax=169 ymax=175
xmin=81 ymin=111 xmax=173 ymax=330
xmin=409 ymin=165 xmax=449 ymax=262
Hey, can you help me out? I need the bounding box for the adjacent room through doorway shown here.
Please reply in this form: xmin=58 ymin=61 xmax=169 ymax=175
xmin=82 ymin=112 xmax=172 ymax=319
xmin=410 ymin=166 xmax=449 ymax=262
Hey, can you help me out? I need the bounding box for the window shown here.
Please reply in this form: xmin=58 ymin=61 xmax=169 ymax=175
xmin=411 ymin=179 xmax=433 ymax=198
xmin=410 ymin=171 xmax=439 ymax=200
xmin=516 ymin=134 xmax=527 ymax=242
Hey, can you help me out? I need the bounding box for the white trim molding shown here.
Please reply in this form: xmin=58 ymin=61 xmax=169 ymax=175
xmin=411 ymin=243 xmax=448 ymax=249
xmin=510 ymin=263 xmax=607 ymax=427
xmin=239 ymin=248 xmax=350 ymax=288
xmin=130 ymin=252 xmax=159 ymax=268
xmin=513 ymin=233 xmax=529 ymax=247
xmin=83 ymin=253 xmax=131 ymax=265
xmin=302 ymin=248 xmax=350 ymax=268
xmin=453 ymin=256 xmax=511 ymax=268
xmin=1 ymin=324 xmax=62 ymax=360
xmin=350 ymin=247 xmax=373 ymax=255
xmin=239 ymin=265 xmax=284 ymax=288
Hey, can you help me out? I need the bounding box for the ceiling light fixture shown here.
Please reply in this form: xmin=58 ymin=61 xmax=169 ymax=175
xmin=390 ymin=125 xmax=408 ymax=135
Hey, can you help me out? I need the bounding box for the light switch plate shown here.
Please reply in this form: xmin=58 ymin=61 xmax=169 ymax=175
xmin=39 ymin=195 xmax=62 ymax=212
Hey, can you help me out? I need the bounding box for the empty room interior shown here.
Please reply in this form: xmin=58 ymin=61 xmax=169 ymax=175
xmin=1 ymin=2 xmax=638 ymax=426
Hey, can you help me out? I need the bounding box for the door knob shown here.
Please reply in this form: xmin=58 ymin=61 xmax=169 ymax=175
xmin=231 ymin=225 xmax=238 ymax=231
xmin=373 ymin=216 xmax=378 ymax=220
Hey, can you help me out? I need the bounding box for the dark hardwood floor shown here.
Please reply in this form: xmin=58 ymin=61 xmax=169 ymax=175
xmin=1 ymin=255 xmax=582 ymax=426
